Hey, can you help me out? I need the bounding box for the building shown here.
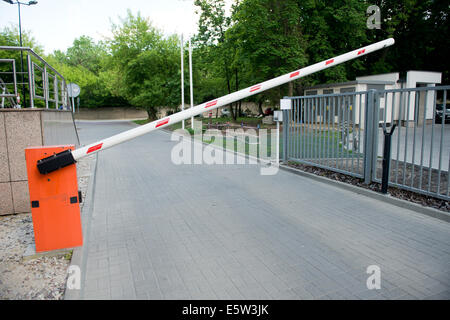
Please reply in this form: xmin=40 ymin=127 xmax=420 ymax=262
xmin=303 ymin=71 xmax=442 ymax=127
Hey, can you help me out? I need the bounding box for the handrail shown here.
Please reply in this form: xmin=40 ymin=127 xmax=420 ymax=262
xmin=0 ymin=46 xmax=72 ymax=111
xmin=0 ymin=77 xmax=17 ymax=108
xmin=0 ymin=46 xmax=65 ymax=80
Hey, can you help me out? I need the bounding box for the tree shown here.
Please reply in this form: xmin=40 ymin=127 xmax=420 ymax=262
xmin=108 ymin=11 xmax=181 ymax=119
xmin=368 ymin=0 xmax=449 ymax=84
xmin=56 ymin=36 xmax=107 ymax=74
xmin=47 ymin=36 xmax=122 ymax=108
xmin=229 ymin=0 xmax=308 ymax=109
xmin=194 ymin=0 xmax=240 ymax=120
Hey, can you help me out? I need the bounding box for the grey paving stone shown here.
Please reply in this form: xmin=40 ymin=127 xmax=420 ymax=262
xmin=73 ymin=121 xmax=450 ymax=300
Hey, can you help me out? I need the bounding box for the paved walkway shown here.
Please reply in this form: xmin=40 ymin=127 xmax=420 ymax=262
xmin=68 ymin=121 xmax=450 ymax=300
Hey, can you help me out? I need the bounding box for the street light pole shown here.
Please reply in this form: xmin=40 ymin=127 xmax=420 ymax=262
xmin=17 ymin=1 xmax=26 ymax=107
xmin=2 ymin=0 xmax=38 ymax=108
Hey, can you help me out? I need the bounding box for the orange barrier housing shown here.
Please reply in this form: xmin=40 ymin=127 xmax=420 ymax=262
xmin=25 ymin=145 xmax=83 ymax=252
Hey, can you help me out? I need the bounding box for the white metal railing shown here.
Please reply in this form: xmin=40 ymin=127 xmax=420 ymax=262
xmin=0 ymin=46 xmax=72 ymax=111
xmin=285 ymin=85 xmax=450 ymax=201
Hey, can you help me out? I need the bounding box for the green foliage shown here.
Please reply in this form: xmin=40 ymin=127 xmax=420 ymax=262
xmin=368 ymin=0 xmax=450 ymax=83
xmin=2 ymin=1 xmax=448 ymax=116
xmin=108 ymin=11 xmax=181 ymax=119
xmin=54 ymin=36 xmax=107 ymax=74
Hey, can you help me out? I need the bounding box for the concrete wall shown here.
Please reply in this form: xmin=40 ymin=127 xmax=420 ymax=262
xmin=74 ymin=107 xmax=148 ymax=120
xmin=0 ymin=109 xmax=79 ymax=215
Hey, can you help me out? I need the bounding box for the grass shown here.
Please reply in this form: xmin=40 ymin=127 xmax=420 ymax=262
xmin=64 ymin=250 xmax=73 ymax=261
xmin=134 ymin=118 xmax=361 ymax=160
xmin=134 ymin=116 xmax=276 ymax=129
xmin=287 ymin=129 xmax=362 ymax=159
xmin=133 ymin=119 xmax=150 ymax=125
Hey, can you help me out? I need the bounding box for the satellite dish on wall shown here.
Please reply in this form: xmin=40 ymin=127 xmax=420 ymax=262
xmin=67 ymin=83 xmax=80 ymax=98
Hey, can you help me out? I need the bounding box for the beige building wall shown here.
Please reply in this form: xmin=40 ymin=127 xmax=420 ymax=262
xmin=75 ymin=107 xmax=148 ymax=120
xmin=0 ymin=109 xmax=78 ymax=215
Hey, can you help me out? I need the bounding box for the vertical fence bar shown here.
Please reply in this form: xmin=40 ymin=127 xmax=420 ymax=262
xmin=297 ymin=98 xmax=300 ymax=159
xmin=351 ymin=94 xmax=356 ymax=174
xmin=27 ymin=53 xmax=34 ymax=108
xmin=282 ymin=107 xmax=289 ymax=162
xmin=358 ymin=93 xmax=362 ymax=175
xmin=337 ymin=96 xmax=341 ymax=170
xmin=342 ymin=95 xmax=347 ymax=170
xmin=327 ymin=95 xmax=331 ymax=167
xmin=292 ymin=98 xmax=296 ymax=158
xmin=331 ymin=95 xmax=336 ymax=166
xmin=288 ymin=102 xmax=291 ymax=158
xmin=427 ymin=89 xmax=437 ymax=192
xmin=288 ymin=104 xmax=295 ymax=159
xmin=402 ymin=91 xmax=411 ymax=185
xmin=301 ymin=99 xmax=304 ymax=159
xmin=395 ymin=91 xmax=404 ymax=185
xmin=43 ymin=64 xmax=49 ymax=109
xmin=447 ymin=156 xmax=450 ymax=198
xmin=292 ymin=99 xmax=296 ymax=159
xmin=309 ymin=98 xmax=313 ymax=160
xmin=316 ymin=96 xmax=320 ymax=162
xmin=312 ymin=97 xmax=316 ymax=161
xmin=383 ymin=92 xmax=388 ymax=179
xmin=437 ymin=90 xmax=447 ymax=195
xmin=419 ymin=90 xmax=429 ymax=190
xmin=323 ymin=96 xmax=326 ymax=163
xmin=295 ymin=98 xmax=299 ymax=159
xmin=317 ymin=97 xmax=323 ymax=164
xmin=373 ymin=92 xmax=381 ymax=181
xmin=291 ymin=99 xmax=294 ymax=159
xmin=340 ymin=95 xmax=345 ymax=170
xmin=307 ymin=98 xmax=311 ymax=160
xmin=302 ymin=98 xmax=306 ymax=159
xmin=447 ymin=156 xmax=450 ymax=197
xmin=300 ymin=98 xmax=303 ymax=159
xmin=54 ymin=76 xmax=59 ymax=109
xmin=364 ymin=90 xmax=375 ymax=184
xmin=410 ymin=90 xmax=419 ymax=188
xmin=345 ymin=95 xmax=351 ymax=172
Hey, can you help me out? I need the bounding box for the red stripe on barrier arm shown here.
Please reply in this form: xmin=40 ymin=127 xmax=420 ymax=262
xmin=86 ymin=143 xmax=103 ymax=154
xmin=358 ymin=49 xmax=366 ymax=55
xmin=290 ymin=71 xmax=300 ymax=78
xmin=326 ymin=59 xmax=334 ymax=65
xmin=205 ymin=100 xmax=218 ymax=108
xmin=156 ymin=118 xmax=170 ymax=128
xmin=250 ymin=85 xmax=262 ymax=92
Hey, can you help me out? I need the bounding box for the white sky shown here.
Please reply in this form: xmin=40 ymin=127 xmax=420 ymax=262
xmin=0 ymin=0 xmax=233 ymax=54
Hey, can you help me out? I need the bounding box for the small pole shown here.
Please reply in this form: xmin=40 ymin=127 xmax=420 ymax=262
xmin=381 ymin=123 xmax=396 ymax=194
xmin=18 ymin=2 xmax=26 ymax=108
xmin=189 ymin=37 xmax=194 ymax=130
xmin=180 ymin=34 xmax=185 ymax=130
xmin=1 ymin=87 xmax=5 ymax=108
xmin=276 ymin=121 xmax=280 ymax=165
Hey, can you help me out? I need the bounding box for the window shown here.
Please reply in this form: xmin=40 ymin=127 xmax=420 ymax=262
xmin=340 ymin=87 xmax=356 ymax=93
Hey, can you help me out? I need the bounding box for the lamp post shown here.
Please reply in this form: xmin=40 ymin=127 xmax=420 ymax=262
xmin=2 ymin=0 xmax=38 ymax=107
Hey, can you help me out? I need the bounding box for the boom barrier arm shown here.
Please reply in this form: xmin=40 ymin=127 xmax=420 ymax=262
xmin=37 ymin=38 xmax=395 ymax=174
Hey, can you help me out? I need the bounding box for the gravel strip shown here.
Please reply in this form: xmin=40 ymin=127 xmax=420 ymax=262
xmin=287 ymin=161 xmax=450 ymax=213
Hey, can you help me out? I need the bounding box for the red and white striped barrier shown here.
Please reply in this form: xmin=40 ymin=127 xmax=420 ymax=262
xmin=37 ymin=38 xmax=394 ymax=174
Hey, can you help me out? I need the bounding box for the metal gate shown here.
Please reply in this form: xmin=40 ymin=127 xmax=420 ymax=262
xmin=285 ymin=85 xmax=450 ymax=201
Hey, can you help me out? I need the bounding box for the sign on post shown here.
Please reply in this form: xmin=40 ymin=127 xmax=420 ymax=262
xmin=67 ymin=83 xmax=80 ymax=113
xmin=280 ymin=99 xmax=292 ymax=110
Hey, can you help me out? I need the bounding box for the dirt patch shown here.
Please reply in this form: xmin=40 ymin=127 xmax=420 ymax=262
xmin=0 ymin=155 xmax=95 ymax=300
xmin=287 ymin=161 xmax=450 ymax=213
xmin=0 ymin=213 xmax=70 ymax=299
